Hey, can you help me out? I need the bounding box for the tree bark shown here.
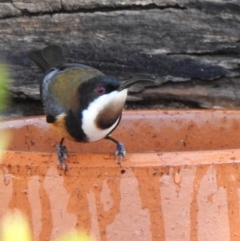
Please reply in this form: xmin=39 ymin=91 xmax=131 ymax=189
xmin=1 ymin=0 xmax=240 ymax=116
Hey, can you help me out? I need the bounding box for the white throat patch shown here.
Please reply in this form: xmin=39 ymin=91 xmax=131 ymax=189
xmin=81 ymin=89 xmax=127 ymax=142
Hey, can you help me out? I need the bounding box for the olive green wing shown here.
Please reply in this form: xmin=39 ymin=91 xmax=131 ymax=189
xmin=41 ymin=64 xmax=104 ymax=122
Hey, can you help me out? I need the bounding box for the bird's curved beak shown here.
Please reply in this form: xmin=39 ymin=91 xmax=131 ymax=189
xmin=118 ymin=78 xmax=156 ymax=91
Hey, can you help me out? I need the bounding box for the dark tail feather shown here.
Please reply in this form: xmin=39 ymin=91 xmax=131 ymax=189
xmin=41 ymin=45 xmax=65 ymax=68
xmin=28 ymin=45 xmax=65 ymax=72
xmin=28 ymin=50 xmax=51 ymax=72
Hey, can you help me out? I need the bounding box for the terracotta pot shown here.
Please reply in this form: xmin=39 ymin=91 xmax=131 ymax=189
xmin=1 ymin=110 xmax=240 ymax=241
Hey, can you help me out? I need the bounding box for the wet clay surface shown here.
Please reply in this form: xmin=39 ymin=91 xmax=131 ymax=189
xmin=1 ymin=110 xmax=240 ymax=241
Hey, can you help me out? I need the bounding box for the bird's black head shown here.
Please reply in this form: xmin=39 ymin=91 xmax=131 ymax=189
xmin=69 ymin=75 xmax=128 ymax=137
xmin=76 ymin=76 xmax=120 ymax=110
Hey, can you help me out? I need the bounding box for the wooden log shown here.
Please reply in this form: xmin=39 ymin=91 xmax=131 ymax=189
xmin=128 ymin=77 xmax=240 ymax=109
xmin=1 ymin=0 xmax=240 ymax=115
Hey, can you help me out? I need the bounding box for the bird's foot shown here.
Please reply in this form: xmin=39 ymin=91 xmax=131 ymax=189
xmin=115 ymin=142 xmax=126 ymax=167
xmin=56 ymin=144 xmax=68 ymax=171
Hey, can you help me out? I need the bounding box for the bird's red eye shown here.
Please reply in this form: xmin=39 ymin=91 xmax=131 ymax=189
xmin=96 ymin=86 xmax=105 ymax=95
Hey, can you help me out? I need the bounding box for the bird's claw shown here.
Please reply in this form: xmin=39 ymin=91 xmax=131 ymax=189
xmin=56 ymin=144 xmax=68 ymax=171
xmin=115 ymin=142 xmax=126 ymax=167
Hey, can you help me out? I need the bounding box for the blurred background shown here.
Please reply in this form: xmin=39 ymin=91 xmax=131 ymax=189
xmin=1 ymin=0 xmax=240 ymax=118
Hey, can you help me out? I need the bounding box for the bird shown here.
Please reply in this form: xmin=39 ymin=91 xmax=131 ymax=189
xmin=28 ymin=45 xmax=153 ymax=171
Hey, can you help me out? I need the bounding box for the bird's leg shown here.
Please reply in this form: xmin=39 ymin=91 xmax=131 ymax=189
xmin=105 ymin=135 xmax=126 ymax=167
xmin=56 ymin=138 xmax=68 ymax=171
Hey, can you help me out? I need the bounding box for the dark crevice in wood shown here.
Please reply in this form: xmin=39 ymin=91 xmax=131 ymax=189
xmin=60 ymin=3 xmax=187 ymax=12
xmin=1 ymin=97 xmax=43 ymax=118
xmin=125 ymin=98 xmax=201 ymax=109
xmin=2 ymin=3 xmax=187 ymax=20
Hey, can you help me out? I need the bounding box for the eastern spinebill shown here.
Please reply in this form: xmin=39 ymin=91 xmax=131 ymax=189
xmin=28 ymin=45 xmax=153 ymax=171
